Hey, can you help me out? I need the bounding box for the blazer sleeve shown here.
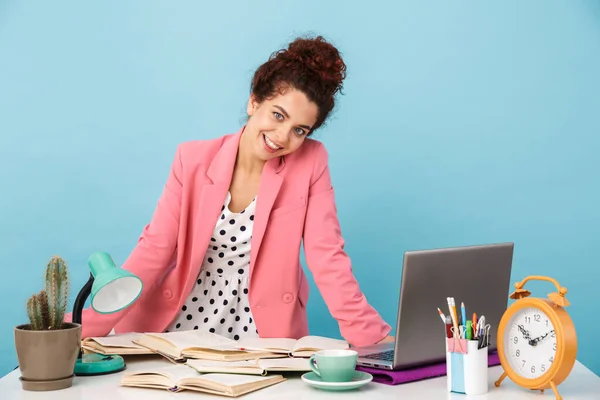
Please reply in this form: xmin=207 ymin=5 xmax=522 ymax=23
xmin=65 ymin=144 xmax=184 ymax=338
xmin=302 ymin=143 xmax=392 ymax=347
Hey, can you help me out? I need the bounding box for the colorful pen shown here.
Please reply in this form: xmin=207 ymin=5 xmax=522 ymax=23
xmin=445 ymin=316 xmax=452 ymax=338
xmin=461 ymin=302 xmax=466 ymax=328
xmin=466 ymin=321 xmax=473 ymax=340
xmin=437 ymin=308 xmax=446 ymax=323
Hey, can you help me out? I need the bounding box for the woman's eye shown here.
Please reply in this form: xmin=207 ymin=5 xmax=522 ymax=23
xmin=295 ymin=128 xmax=306 ymax=135
xmin=273 ymin=112 xmax=283 ymax=120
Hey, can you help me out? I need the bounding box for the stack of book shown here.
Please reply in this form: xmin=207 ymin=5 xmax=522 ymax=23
xmin=82 ymin=330 xmax=348 ymax=397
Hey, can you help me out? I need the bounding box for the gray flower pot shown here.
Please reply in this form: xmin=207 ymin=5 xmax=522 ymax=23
xmin=14 ymin=322 xmax=81 ymax=391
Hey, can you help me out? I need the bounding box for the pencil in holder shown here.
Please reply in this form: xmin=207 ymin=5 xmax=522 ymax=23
xmin=446 ymin=336 xmax=488 ymax=395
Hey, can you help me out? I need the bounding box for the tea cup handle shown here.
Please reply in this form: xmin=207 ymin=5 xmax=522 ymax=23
xmin=309 ymin=355 xmax=321 ymax=377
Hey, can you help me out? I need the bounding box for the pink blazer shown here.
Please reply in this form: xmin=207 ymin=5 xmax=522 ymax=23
xmin=69 ymin=127 xmax=391 ymax=347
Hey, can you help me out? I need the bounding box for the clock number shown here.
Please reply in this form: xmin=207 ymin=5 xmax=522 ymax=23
xmin=531 ymin=366 xmax=535 ymax=374
xmin=513 ymin=337 xmax=518 ymax=344
xmin=545 ymin=319 xmax=549 ymax=327
xmin=522 ymin=360 xmax=526 ymax=367
xmin=516 ymin=349 xmax=520 ymax=357
xmin=541 ymin=364 xmax=546 ymax=373
xmin=553 ymin=343 xmax=557 ymax=351
xmin=550 ymin=356 xmax=554 ymax=363
xmin=525 ymin=316 xmax=531 ymax=324
xmin=534 ymin=314 xmax=540 ymax=322
xmin=551 ymin=331 xmax=555 ymax=338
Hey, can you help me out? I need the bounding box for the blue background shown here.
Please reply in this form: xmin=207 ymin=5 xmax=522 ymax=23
xmin=1 ymin=0 xmax=599 ymax=378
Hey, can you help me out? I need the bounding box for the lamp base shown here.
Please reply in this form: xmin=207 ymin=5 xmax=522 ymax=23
xmin=74 ymin=353 xmax=126 ymax=376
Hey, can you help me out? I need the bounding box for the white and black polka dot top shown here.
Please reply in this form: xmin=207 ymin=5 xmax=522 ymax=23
xmin=164 ymin=191 xmax=259 ymax=341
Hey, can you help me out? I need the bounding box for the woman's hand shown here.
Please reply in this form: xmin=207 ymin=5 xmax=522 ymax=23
xmin=377 ymin=335 xmax=395 ymax=344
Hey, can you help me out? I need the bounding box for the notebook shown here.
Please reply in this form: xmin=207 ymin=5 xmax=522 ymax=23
xmin=82 ymin=333 xmax=154 ymax=355
xmin=185 ymin=357 xmax=311 ymax=376
xmin=120 ymin=363 xmax=285 ymax=397
xmin=133 ymin=330 xmax=285 ymax=362
xmin=235 ymin=335 xmax=348 ymax=357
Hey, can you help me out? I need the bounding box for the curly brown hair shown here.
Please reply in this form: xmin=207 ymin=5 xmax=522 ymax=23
xmin=250 ymin=35 xmax=347 ymax=135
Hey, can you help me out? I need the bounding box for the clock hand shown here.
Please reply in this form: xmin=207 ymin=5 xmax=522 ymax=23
xmin=518 ymin=325 xmax=531 ymax=340
xmin=530 ymin=330 xmax=555 ymax=346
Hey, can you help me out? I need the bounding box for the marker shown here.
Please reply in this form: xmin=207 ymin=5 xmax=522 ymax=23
xmin=466 ymin=321 xmax=473 ymax=340
xmin=461 ymin=302 xmax=466 ymax=328
xmin=437 ymin=308 xmax=446 ymax=323
xmin=445 ymin=316 xmax=452 ymax=338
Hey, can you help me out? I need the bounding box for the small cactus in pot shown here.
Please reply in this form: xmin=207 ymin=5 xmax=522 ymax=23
xmin=25 ymin=255 xmax=70 ymax=330
xmin=15 ymin=255 xmax=81 ymax=391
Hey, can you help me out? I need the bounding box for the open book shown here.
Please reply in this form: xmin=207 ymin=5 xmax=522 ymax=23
xmin=185 ymin=357 xmax=310 ymax=376
xmin=82 ymin=333 xmax=154 ymax=355
xmin=120 ymin=363 xmax=285 ymax=397
xmin=133 ymin=330 xmax=285 ymax=362
xmin=235 ymin=335 xmax=348 ymax=357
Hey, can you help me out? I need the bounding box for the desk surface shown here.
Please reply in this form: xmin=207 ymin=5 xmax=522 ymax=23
xmin=1 ymin=356 xmax=599 ymax=399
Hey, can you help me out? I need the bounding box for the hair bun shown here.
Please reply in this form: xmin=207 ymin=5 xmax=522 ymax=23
xmin=280 ymin=35 xmax=346 ymax=95
xmin=251 ymin=35 xmax=348 ymax=133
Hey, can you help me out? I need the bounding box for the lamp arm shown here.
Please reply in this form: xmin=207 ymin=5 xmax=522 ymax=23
xmin=72 ymin=272 xmax=94 ymax=325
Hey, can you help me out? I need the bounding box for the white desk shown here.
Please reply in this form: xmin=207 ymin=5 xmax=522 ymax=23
xmin=1 ymin=356 xmax=599 ymax=399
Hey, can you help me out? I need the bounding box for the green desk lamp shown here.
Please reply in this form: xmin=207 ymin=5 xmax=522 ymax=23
xmin=72 ymin=251 xmax=143 ymax=376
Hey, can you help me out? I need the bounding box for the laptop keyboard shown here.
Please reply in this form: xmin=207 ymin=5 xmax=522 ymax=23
xmin=363 ymin=349 xmax=394 ymax=361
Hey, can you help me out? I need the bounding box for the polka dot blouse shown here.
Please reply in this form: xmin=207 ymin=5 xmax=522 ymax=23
xmin=164 ymin=192 xmax=259 ymax=340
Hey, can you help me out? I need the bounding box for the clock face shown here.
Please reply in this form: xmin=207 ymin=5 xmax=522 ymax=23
xmin=505 ymin=307 xmax=557 ymax=380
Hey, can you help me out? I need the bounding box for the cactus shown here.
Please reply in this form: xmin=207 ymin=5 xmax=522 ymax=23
xmin=25 ymin=256 xmax=70 ymax=330
xmin=26 ymin=294 xmax=43 ymax=330
xmin=38 ymin=290 xmax=51 ymax=329
xmin=46 ymin=256 xmax=69 ymax=329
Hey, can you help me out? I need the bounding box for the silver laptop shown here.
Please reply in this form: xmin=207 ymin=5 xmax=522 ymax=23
xmin=355 ymin=242 xmax=514 ymax=370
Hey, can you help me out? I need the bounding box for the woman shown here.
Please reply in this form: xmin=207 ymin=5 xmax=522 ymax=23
xmin=74 ymin=35 xmax=393 ymax=348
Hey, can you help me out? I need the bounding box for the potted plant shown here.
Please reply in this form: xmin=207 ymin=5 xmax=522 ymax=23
xmin=14 ymin=255 xmax=82 ymax=391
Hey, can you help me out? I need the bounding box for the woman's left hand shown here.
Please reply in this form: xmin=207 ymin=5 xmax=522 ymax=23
xmin=377 ymin=335 xmax=395 ymax=344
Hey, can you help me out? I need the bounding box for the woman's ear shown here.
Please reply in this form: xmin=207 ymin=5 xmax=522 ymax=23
xmin=246 ymin=95 xmax=259 ymax=116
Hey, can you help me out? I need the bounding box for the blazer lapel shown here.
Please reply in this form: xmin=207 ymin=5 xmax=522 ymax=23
xmin=249 ymin=157 xmax=283 ymax=278
xmin=183 ymin=130 xmax=242 ymax=296
xmin=183 ymin=126 xmax=285 ymax=291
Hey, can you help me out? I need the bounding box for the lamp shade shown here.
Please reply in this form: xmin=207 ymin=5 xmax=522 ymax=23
xmin=88 ymin=252 xmax=143 ymax=314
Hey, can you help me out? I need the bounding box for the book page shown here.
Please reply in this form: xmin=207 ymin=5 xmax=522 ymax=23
xmin=187 ymin=359 xmax=258 ymax=369
xmin=185 ymin=359 xmax=263 ymax=375
xmin=123 ymin=363 xmax=198 ymax=383
xmin=86 ymin=332 xmax=145 ymax=348
xmin=235 ymin=337 xmax=297 ymax=353
xmin=146 ymin=330 xmax=239 ymax=351
xmin=198 ymin=373 xmax=278 ymax=386
xmin=185 ymin=358 xmax=258 ymax=370
xmin=178 ymin=372 xmax=285 ymax=396
xmin=258 ymin=357 xmax=310 ymax=370
xmin=293 ymin=335 xmax=348 ymax=352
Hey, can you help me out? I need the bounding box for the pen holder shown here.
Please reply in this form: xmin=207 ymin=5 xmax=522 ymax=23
xmin=446 ymin=337 xmax=488 ymax=395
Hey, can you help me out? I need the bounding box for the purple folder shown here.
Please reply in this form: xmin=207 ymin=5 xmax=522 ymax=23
xmin=355 ymin=352 xmax=500 ymax=385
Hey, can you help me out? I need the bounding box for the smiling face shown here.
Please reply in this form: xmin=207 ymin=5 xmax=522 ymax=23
xmin=244 ymin=87 xmax=319 ymax=162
